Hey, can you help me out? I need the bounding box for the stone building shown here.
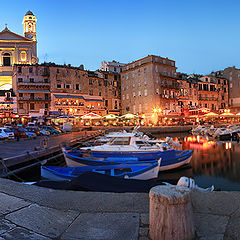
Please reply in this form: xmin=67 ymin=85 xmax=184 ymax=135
xmin=121 ymin=55 xmax=178 ymax=116
xmin=220 ymin=66 xmax=240 ymax=112
xmin=178 ymin=73 xmax=198 ymax=110
xmin=198 ymin=76 xmax=218 ymax=110
xmin=96 ymin=70 xmax=121 ymax=114
xmin=12 ymin=65 xmax=51 ymax=117
xmin=100 ymin=61 xmax=125 ymax=73
xmin=0 ymin=11 xmax=38 ymax=90
xmin=0 ymin=89 xmax=17 ymax=117
xmin=50 ymin=66 xmax=105 ymax=116
xmin=198 ymin=75 xmax=229 ymax=111
xmin=213 ymin=73 xmax=229 ymax=110
xmin=12 ymin=63 xmax=121 ymax=117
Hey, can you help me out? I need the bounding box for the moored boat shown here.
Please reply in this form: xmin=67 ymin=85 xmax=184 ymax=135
xmin=63 ymin=132 xmax=192 ymax=171
xmin=41 ymin=160 xmax=160 ymax=181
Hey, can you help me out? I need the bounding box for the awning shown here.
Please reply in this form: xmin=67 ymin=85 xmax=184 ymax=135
xmin=81 ymin=112 xmax=102 ymax=119
xmin=102 ymin=114 xmax=118 ymax=119
xmin=53 ymin=94 xmax=103 ymax=102
xmin=119 ymin=113 xmax=138 ymax=119
xmin=18 ymin=90 xmax=50 ymax=93
xmin=203 ymin=112 xmax=219 ymax=117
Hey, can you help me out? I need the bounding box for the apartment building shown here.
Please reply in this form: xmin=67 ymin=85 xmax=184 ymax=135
xmin=12 ymin=63 xmax=121 ymax=116
xmin=100 ymin=61 xmax=125 ymax=73
xmin=0 ymin=89 xmax=17 ymax=117
xmin=12 ymin=65 xmax=51 ymax=117
xmin=178 ymin=73 xmax=198 ymax=109
xmin=198 ymin=76 xmax=218 ymax=110
xmin=220 ymin=66 xmax=240 ymax=111
xmin=121 ymin=55 xmax=178 ymax=116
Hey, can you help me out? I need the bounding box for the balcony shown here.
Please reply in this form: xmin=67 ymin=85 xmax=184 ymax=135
xmin=18 ymin=81 xmax=50 ymax=86
xmin=55 ymin=102 xmax=85 ymax=107
xmin=198 ymin=97 xmax=218 ymax=101
xmin=160 ymin=94 xmax=178 ymax=100
xmin=41 ymin=69 xmax=50 ymax=76
xmin=198 ymin=89 xmax=216 ymax=92
xmin=19 ymin=97 xmax=51 ymax=101
xmin=178 ymin=95 xmax=188 ymax=99
xmin=160 ymin=82 xmax=179 ymax=89
xmin=159 ymin=72 xmax=177 ymax=79
xmin=4 ymin=97 xmax=14 ymax=102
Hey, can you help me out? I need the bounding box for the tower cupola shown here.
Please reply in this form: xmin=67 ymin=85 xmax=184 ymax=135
xmin=22 ymin=10 xmax=37 ymax=41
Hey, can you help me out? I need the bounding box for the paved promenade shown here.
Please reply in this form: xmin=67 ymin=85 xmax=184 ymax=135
xmin=0 ymin=131 xmax=95 ymax=159
xmin=0 ymin=178 xmax=239 ymax=239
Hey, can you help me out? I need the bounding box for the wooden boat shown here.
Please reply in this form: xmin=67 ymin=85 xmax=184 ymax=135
xmin=41 ymin=160 xmax=160 ymax=181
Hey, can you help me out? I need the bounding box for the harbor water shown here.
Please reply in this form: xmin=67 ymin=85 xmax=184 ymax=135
xmin=154 ymin=133 xmax=240 ymax=191
xmin=12 ymin=132 xmax=240 ymax=191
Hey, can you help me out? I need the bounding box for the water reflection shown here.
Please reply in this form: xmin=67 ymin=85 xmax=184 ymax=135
xmin=156 ymin=134 xmax=240 ymax=191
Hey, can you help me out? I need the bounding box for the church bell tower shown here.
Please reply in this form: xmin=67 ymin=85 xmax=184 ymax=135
xmin=22 ymin=10 xmax=37 ymax=41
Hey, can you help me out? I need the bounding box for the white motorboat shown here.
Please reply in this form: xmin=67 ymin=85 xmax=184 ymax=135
xmin=63 ymin=133 xmax=192 ymax=171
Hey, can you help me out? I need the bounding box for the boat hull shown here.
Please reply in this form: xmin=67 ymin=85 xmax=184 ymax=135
xmin=41 ymin=161 xmax=160 ymax=181
xmin=159 ymin=154 xmax=192 ymax=171
xmin=63 ymin=147 xmax=192 ymax=173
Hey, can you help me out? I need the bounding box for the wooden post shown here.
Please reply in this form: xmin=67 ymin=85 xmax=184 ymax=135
xmin=149 ymin=185 xmax=195 ymax=240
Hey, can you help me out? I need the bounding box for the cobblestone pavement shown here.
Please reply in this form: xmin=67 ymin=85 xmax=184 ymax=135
xmin=0 ymin=176 xmax=240 ymax=239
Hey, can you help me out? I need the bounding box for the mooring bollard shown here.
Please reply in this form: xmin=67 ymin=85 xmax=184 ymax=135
xmin=149 ymin=185 xmax=195 ymax=240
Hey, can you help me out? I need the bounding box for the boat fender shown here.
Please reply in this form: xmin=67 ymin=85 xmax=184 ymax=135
xmin=177 ymin=177 xmax=214 ymax=192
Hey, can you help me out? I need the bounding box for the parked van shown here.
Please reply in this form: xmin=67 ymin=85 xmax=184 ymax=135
xmin=28 ymin=122 xmax=36 ymax=127
xmin=0 ymin=128 xmax=14 ymax=139
xmin=0 ymin=128 xmax=9 ymax=140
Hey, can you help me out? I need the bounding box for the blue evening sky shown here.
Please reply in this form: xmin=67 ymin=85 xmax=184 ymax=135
xmin=0 ymin=0 xmax=239 ymax=74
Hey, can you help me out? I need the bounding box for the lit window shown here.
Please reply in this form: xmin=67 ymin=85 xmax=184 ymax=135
xmin=21 ymin=51 xmax=27 ymax=62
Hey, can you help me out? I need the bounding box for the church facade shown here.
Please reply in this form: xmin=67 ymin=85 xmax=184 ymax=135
xmin=0 ymin=11 xmax=38 ymax=90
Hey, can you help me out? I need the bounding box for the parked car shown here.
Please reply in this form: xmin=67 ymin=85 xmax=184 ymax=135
xmin=0 ymin=128 xmax=8 ymax=140
xmin=28 ymin=122 xmax=36 ymax=128
xmin=0 ymin=127 xmax=14 ymax=139
xmin=14 ymin=128 xmax=27 ymax=139
xmin=26 ymin=127 xmax=41 ymax=136
xmin=52 ymin=126 xmax=66 ymax=133
xmin=39 ymin=126 xmax=61 ymax=134
xmin=22 ymin=128 xmax=37 ymax=138
xmin=4 ymin=123 xmax=12 ymax=128
xmin=39 ymin=129 xmax=51 ymax=136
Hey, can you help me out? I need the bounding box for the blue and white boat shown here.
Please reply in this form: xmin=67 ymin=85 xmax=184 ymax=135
xmin=63 ymin=133 xmax=192 ymax=171
xmin=41 ymin=161 xmax=161 ymax=181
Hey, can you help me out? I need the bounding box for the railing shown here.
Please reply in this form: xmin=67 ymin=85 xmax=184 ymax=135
xmin=18 ymin=81 xmax=50 ymax=85
xmin=55 ymin=103 xmax=85 ymax=107
xmin=198 ymin=89 xmax=216 ymax=92
xmin=198 ymin=97 xmax=218 ymax=101
xmin=178 ymin=95 xmax=188 ymax=99
xmin=41 ymin=70 xmax=50 ymax=76
xmin=160 ymin=82 xmax=179 ymax=89
xmin=19 ymin=97 xmax=51 ymax=101
xmin=4 ymin=97 xmax=14 ymax=102
xmin=161 ymin=95 xmax=178 ymax=99
xmin=159 ymin=72 xmax=177 ymax=78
